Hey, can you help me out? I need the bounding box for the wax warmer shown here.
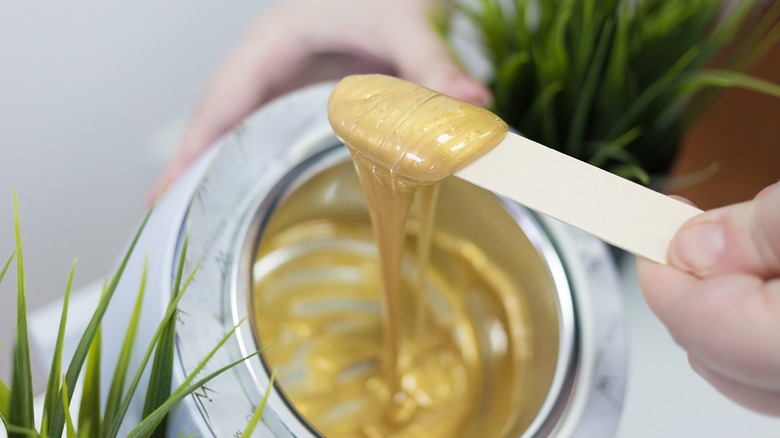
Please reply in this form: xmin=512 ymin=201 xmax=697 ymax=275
xmin=99 ymin=83 xmax=627 ymax=437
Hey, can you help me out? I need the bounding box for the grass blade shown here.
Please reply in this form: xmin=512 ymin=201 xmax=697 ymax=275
xmin=680 ymin=69 xmax=780 ymax=99
xmin=0 ymin=380 xmax=10 ymax=421
xmin=123 ymin=315 xmax=254 ymax=438
xmin=0 ymin=244 xmax=19 ymax=287
xmin=178 ymin=317 xmax=249 ymax=392
xmin=78 ymin=326 xmax=102 ymax=438
xmin=103 ymin=257 xmax=148 ymax=433
xmin=126 ymin=350 xmax=264 ymax=438
xmin=606 ymin=46 xmax=700 ymax=140
xmin=609 ymin=163 xmax=651 ymax=185
xmin=103 ymin=263 xmax=199 ymax=438
xmin=494 ymin=51 xmax=529 ymax=113
xmin=40 ymin=260 xmax=77 ymax=437
xmin=9 ymin=191 xmax=35 ymax=435
xmin=566 ymin=19 xmax=614 ymax=156
xmin=0 ymin=245 xmax=20 ymax=424
xmin=142 ymin=238 xmax=189 ymax=438
xmin=2 ymin=424 xmax=38 ymax=438
xmin=49 ymin=207 xmax=155 ymax=438
xmin=659 ymin=161 xmax=720 ymax=192
xmin=141 ymin=323 xmax=176 ymax=438
xmin=61 ymin=380 xmax=78 ymax=438
xmin=240 ymin=371 xmax=276 ymax=438
xmin=588 ymin=127 xmax=643 ymax=167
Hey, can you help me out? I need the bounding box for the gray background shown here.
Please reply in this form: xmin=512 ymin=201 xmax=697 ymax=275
xmin=0 ymin=0 xmax=269 ymax=377
xmin=1 ymin=1 xmax=779 ymax=437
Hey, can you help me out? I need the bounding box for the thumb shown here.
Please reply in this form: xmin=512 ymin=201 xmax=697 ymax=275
xmin=669 ymin=180 xmax=780 ymax=278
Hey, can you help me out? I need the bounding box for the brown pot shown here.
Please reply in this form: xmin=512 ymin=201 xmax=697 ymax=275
xmin=669 ymin=36 xmax=780 ymax=210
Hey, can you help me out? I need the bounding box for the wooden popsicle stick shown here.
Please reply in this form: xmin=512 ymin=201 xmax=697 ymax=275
xmin=455 ymin=132 xmax=702 ymax=264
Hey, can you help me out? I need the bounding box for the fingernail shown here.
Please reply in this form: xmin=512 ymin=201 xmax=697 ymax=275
xmin=670 ymin=222 xmax=725 ymax=272
xmin=755 ymin=180 xmax=780 ymax=199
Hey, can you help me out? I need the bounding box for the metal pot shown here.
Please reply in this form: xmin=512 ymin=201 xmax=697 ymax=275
xmin=100 ymin=82 xmax=627 ymax=437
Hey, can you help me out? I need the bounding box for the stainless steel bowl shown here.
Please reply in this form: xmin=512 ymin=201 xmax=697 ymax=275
xmin=151 ymin=82 xmax=627 ymax=437
xmin=248 ymin=145 xmax=573 ymax=436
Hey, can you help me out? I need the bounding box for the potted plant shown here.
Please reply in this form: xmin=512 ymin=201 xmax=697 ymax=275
xmin=451 ymin=0 xmax=780 ymax=185
xmin=0 ymin=196 xmax=273 ymax=438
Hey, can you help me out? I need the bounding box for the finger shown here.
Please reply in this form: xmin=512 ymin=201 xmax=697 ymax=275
xmin=146 ymin=158 xmax=190 ymax=206
xmin=159 ymin=1 xmax=403 ymax=198
xmin=378 ymin=5 xmax=492 ymax=106
xmin=689 ymin=354 xmax=780 ymax=416
xmin=155 ymin=0 xmax=493 ymax=201
xmin=638 ymin=258 xmax=780 ymax=388
xmin=669 ymin=194 xmax=696 ymax=205
xmin=669 ymin=180 xmax=780 ymax=278
xmin=151 ymin=9 xmax=320 ymax=203
xmin=756 ymin=179 xmax=780 ymax=199
xmin=177 ymin=22 xmax=289 ymax=162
